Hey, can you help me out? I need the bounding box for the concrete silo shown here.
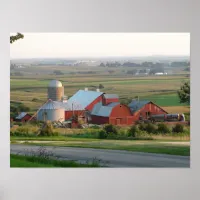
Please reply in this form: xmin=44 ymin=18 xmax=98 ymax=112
xmin=37 ymin=100 xmax=65 ymax=122
xmin=48 ymin=80 xmax=64 ymax=101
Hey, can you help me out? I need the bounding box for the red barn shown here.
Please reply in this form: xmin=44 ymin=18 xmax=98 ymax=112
xmin=64 ymin=89 xmax=104 ymax=120
xmin=102 ymin=94 xmax=119 ymax=105
xmin=90 ymin=102 xmax=133 ymax=125
xmin=128 ymin=100 xmax=168 ymax=122
xmin=15 ymin=112 xmax=32 ymax=122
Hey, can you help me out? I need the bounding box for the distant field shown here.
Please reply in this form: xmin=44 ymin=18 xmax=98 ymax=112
xmin=142 ymin=93 xmax=188 ymax=106
xmin=162 ymin=106 xmax=190 ymax=113
xmin=10 ymin=66 xmax=190 ymax=112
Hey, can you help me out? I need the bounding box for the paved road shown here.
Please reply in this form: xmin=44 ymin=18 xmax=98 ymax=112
xmin=10 ymin=144 xmax=190 ymax=167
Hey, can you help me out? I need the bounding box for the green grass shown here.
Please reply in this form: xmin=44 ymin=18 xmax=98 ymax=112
xmin=10 ymin=157 xmax=54 ymax=167
xmin=10 ymin=154 xmax=100 ymax=167
xmin=11 ymin=137 xmax=190 ymax=156
xmin=10 ymin=134 xmax=189 ymax=142
xmin=142 ymin=93 xmax=188 ymax=106
xmin=32 ymin=143 xmax=190 ymax=156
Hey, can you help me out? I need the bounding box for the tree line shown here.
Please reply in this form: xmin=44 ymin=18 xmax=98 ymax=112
xmin=99 ymin=61 xmax=190 ymax=68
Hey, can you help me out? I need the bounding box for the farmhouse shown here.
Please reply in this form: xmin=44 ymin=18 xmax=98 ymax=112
xmin=15 ymin=112 xmax=32 ymax=122
xmin=128 ymin=100 xmax=168 ymax=121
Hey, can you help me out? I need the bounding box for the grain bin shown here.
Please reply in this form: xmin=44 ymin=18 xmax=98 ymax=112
xmin=48 ymin=80 xmax=64 ymax=101
xmin=37 ymin=100 xmax=65 ymax=122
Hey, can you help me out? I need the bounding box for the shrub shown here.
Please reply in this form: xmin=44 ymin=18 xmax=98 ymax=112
xmin=118 ymin=128 xmax=127 ymax=136
xmin=172 ymin=124 xmax=184 ymax=133
xmin=157 ymin=123 xmax=171 ymax=134
xmin=98 ymin=130 xmax=107 ymax=139
xmin=99 ymin=84 xmax=104 ymax=89
xmin=52 ymin=131 xmax=59 ymax=136
xmin=103 ymin=124 xmax=118 ymax=135
xmin=32 ymin=98 xmax=39 ymax=102
xmin=40 ymin=122 xmax=54 ymax=136
xmin=89 ymin=125 xmax=100 ymax=129
xmin=138 ymin=123 xmax=146 ymax=131
xmin=145 ymin=123 xmax=157 ymax=134
xmin=11 ymin=124 xmax=39 ymax=136
xmin=127 ymin=125 xmax=138 ymax=137
xmin=135 ymin=130 xmax=153 ymax=140
xmin=184 ymin=112 xmax=190 ymax=121
xmin=14 ymin=122 xmax=23 ymax=126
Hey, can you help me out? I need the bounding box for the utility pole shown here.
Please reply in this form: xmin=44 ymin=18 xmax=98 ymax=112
xmin=72 ymin=103 xmax=74 ymax=117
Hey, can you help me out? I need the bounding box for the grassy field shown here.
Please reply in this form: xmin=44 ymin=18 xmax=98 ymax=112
xmin=162 ymin=106 xmax=190 ymax=113
xmin=11 ymin=137 xmax=190 ymax=156
xmin=10 ymin=69 xmax=189 ymax=112
xmin=10 ymin=132 xmax=190 ymax=142
xmin=10 ymin=154 xmax=100 ymax=167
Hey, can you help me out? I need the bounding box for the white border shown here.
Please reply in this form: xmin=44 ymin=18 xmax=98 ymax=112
xmin=0 ymin=0 xmax=199 ymax=199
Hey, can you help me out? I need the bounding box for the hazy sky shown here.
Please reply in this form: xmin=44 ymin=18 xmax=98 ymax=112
xmin=10 ymin=33 xmax=190 ymax=58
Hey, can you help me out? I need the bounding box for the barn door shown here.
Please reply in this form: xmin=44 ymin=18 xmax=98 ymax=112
xmin=146 ymin=112 xmax=151 ymax=119
xmin=116 ymin=118 xmax=121 ymax=125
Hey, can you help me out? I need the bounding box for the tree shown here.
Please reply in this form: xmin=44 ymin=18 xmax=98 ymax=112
xmin=99 ymin=63 xmax=106 ymax=67
xmin=177 ymin=81 xmax=190 ymax=104
xmin=53 ymin=70 xmax=64 ymax=75
xmin=10 ymin=33 xmax=24 ymax=44
xmin=99 ymin=84 xmax=104 ymax=89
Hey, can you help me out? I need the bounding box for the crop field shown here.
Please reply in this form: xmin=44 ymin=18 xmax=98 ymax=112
xmin=10 ymin=65 xmax=190 ymax=113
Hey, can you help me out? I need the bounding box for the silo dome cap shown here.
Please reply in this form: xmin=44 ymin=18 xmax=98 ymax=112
xmin=49 ymin=80 xmax=62 ymax=87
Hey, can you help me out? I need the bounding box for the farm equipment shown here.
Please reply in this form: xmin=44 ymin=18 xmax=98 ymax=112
xmin=148 ymin=113 xmax=185 ymax=123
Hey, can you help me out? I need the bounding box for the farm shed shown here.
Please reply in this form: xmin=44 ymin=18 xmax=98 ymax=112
xmin=102 ymin=94 xmax=119 ymax=105
xmin=15 ymin=112 xmax=32 ymax=122
xmin=90 ymin=102 xmax=133 ymax=125
xmin=65 ymin=89 xmax=104 ymax=120
xmin=128 ymin=100 xmax=168 ymax=121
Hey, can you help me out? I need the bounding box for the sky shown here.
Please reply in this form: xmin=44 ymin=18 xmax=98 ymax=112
xmin=10 ymin=33 xmax=190 ymax=59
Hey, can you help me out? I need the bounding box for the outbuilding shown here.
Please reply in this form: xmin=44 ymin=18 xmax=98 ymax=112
xmin=128 ymin=100 xmax=168 ymax=121
xmin=15 ymin=112 xmax=32 ymax=122
xmin=65 ymin=89 xmax=104 ymax=120
xmin=90 ymin=102 xmax=133 ymax=125
xmin=102 ymin=94 xmax=119 ymax=105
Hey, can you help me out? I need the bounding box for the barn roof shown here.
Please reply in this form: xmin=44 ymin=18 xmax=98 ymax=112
xmin=128 ymin=100 xmax=168 ymax=114
xmin=40 ymin=100 xmax=66 ymax=110
xmin=15 ymin=112 xmax=29 ymax=119
xmin=104 ymin=94 xmax=119 ymax=99
xmin=106 ymin=102 xmax=120 ymax=107
xmin=91 ymin=102 xmax=119 ymax=117
xmin=67 ymin=90 xmax=103 ymax=110
xmin=128 ymin=100 xmax=150 ymax=113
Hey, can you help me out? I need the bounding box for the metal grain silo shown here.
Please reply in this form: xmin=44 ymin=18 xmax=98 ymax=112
xmin=37 ymin=100 xmax=65 ymax=122
xmin=48 ymin=80 xmax=64 ymax=101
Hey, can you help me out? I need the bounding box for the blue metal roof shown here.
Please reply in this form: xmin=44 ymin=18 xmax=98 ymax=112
xmin=40 ymin=100 xmax=66 ymax=110
xmin=128 ymin=100 xmax=150 ymax=113
xmin=91 ymin=102 xmax=119 ymax=117
xmin=15 ymin=112 xmax=28 ymax=119
xmin=67 ymin=90 xmax=103 ymax=111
